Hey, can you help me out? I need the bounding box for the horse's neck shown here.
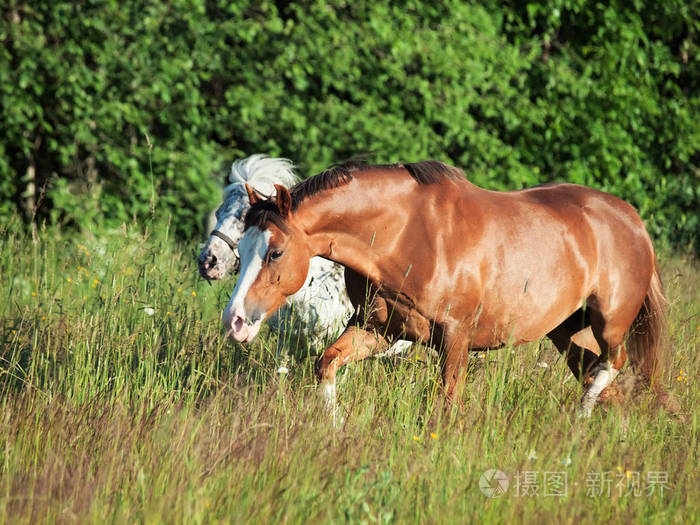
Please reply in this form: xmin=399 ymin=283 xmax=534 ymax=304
xmin=293 ymin=173 xmax=477 ymax=286
xmin=296 ymin=191 xmax=400 ymax=284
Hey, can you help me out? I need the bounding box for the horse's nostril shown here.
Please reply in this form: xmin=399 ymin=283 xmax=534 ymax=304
xmin=204 ymin=254 xmax=217 ymax=270
xmin=233 ymin=315 xmax=244 ymax=333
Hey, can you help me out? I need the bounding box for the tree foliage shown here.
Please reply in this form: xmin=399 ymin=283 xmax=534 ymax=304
xmin=1 ymin=0 xmax=698 ymax=247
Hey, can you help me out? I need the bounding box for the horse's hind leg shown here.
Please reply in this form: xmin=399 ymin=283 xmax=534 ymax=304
xmin=548 ymin=309 xmax=625 ymax=409
xmin=547 ymin=309 xmax=599 ymax=380
xmin=578 ymin=305 xmax=630 ymax=417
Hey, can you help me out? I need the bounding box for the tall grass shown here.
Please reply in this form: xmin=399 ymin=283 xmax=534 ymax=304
xmin=1 ymin=217 xmax=698 ymax=524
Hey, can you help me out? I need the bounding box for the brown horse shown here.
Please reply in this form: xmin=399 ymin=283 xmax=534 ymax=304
xmin=222 ymin=160 xmax=670 ymax=416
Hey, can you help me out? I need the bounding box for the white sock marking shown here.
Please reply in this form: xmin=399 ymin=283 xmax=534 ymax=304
xmin=320 ymin=381 xmax=344 ymax=427
xmin=579 ymin=362 xmax=619 ymax=418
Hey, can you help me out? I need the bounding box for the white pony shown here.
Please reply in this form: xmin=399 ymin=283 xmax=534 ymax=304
xmin=200 ymin=155 xmax=412 ymax=355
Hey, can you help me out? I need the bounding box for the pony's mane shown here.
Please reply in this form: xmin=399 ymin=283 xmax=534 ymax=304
xmin=244 ymin=160 xmax=464 ymax=231
xmin=224 ymin=154 xmax=298 ymax=197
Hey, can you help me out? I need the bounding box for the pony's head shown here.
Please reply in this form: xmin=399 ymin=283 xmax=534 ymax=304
xmin=198 ymin=155 xmax=297 ymax=280
xmin=222 ymin=184 xmax=312 ymax=342
xmin=198 ymin=184 xmax=248 ymax=279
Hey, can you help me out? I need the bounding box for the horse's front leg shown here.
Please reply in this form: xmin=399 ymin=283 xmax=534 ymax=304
xmin=316 ymin=325 xmax=389 ymax=421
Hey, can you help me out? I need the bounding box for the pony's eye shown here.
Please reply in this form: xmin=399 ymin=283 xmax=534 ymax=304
xmin=268 ymin=249 xmax=284 ymax=262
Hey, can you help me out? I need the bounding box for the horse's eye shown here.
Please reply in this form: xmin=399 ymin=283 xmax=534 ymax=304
xmin=268 ymin=249 xmax=284 ymax=262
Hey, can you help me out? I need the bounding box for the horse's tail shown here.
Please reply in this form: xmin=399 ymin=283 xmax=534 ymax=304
xmin=626 ymin=260 xmax=679 ymax=413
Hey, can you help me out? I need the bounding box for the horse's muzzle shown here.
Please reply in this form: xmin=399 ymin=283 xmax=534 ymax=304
xmin=199 ymin=249 xmax=240 ymax=280
xmin=223 ymin=306 xmax=262 ymax=343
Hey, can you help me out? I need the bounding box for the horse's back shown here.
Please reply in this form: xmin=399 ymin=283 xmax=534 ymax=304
xmin=517 ymin=183 xmax=654 ymax=263
xmin=421 ymin=180 xmax=656 ymax=344
xmin=513 ymin=183 xmax=655 ymax=324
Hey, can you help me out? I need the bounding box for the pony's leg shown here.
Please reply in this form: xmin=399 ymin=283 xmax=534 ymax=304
xmin=316 ymin=325 xmax=389 ymax=418
xmin=376 ymin=339 xmax=413 ymax=358
xmin=578 ymin=308 xmax=629 ymax=417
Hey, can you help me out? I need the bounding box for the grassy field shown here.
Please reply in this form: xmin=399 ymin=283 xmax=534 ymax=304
xmin=0 ymin=218 xmax=697 ymax=524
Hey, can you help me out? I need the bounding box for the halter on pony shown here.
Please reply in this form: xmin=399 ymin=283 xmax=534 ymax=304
xmin=208 ymin=229 xmax=240 ymax=273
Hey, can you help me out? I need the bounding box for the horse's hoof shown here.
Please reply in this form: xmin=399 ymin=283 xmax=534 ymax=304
xmin=577 ymin=404 xmax=594 ymax=419
xmin=598 ymin=382 xmax=624 ymax=406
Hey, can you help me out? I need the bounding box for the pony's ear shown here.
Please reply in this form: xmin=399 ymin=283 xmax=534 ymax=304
xmin=274 ymin=184 xmax=292 ymax=218
xmin=245 ymin=184 xmax=261 ymax=205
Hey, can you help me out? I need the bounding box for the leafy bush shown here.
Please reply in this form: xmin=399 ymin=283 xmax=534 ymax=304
xmin=1 ymin=0 xmax=697 ymax=248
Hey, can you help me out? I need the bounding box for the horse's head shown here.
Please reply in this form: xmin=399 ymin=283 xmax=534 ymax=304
xmin=223 ymin=184 xmax=311 ymax=342
xmin=198 ymin=184 xmax=249 ymax=280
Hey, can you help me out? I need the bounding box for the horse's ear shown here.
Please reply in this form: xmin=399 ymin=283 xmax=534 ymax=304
xmin=274 ymin=184 xmax=292 ymax=218
xmin=245 ymin=184 xmax=261 ymax=205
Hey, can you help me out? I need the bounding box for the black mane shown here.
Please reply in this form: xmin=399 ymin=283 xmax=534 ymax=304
xmin=243 ymin=200 xmax=290 ymax=233
xmin=244 ymin=159 xmax=464 ymax=231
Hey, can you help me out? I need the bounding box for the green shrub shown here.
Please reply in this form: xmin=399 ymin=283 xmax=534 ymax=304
xmin=1 ymin=0 xmax=697 ymax=248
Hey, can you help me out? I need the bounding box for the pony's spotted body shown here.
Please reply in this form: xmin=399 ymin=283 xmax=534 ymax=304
xmin=225 ymin=161 xmax=672 ymax=416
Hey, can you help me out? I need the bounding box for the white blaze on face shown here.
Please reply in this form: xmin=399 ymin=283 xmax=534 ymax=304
xmin=222 ymin=226 xmax=271 ymax=342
